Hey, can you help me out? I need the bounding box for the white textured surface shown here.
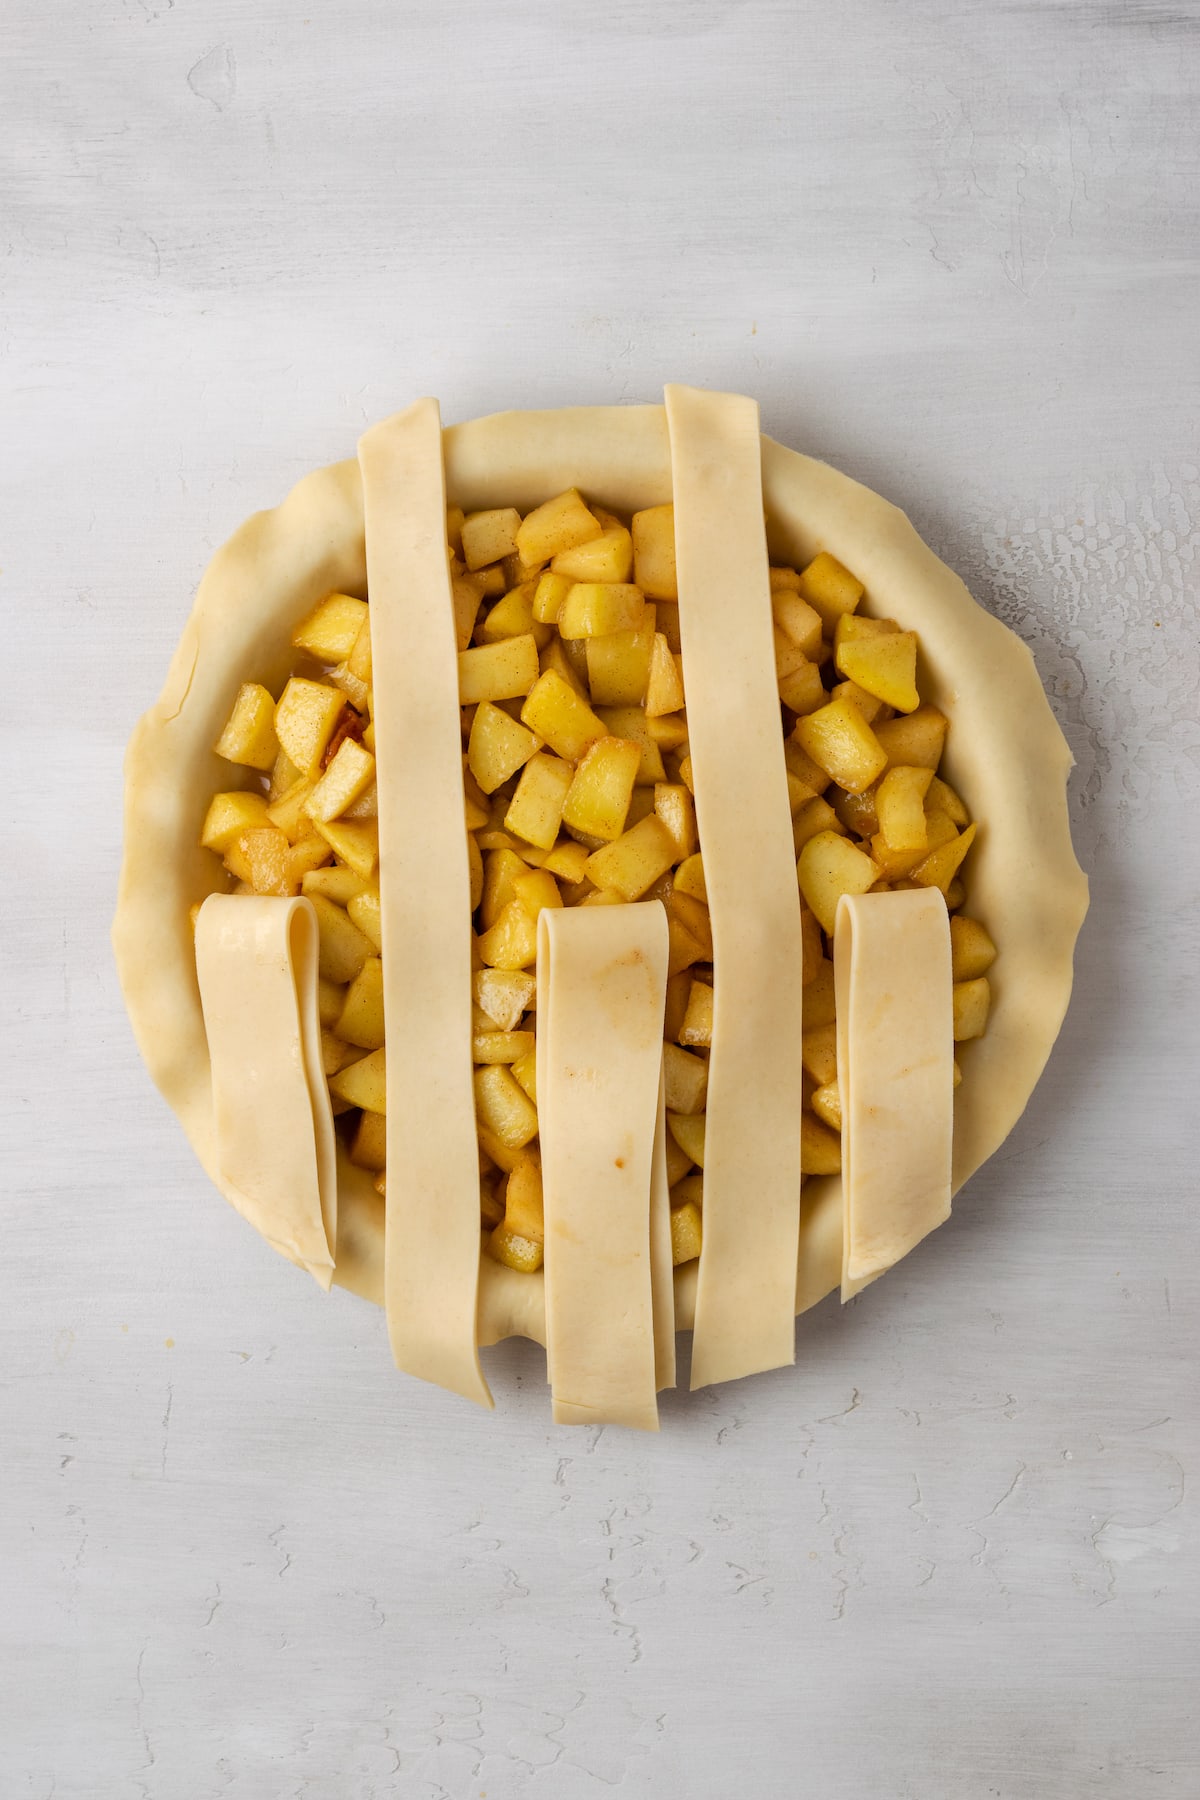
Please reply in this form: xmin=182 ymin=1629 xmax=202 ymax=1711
xmin=3 ymin=2 xmax=1197 ymax=1796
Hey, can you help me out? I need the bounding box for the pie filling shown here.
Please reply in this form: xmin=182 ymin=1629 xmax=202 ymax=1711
xmin=191 ymin=388 xmax=997 ymax=1416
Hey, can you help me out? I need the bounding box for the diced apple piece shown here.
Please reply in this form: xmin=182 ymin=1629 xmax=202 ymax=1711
xmin=480 ymin=582 xmax=543 ymax=644
xmin=467 ymin=701 xmax=539 ymax=795
xmin=292 ymin=593 xmax=369 ymax=663
xmin=801 ymin=1113 xmax=841 ymax=1175
xmin=201 ymin=790 xmax=272 ymax=853
xmin=770 ymin=566 xmax=802 ymax=591
xmin=831 ymin=679 xmax=887 ymax=724
xmin=350 ymin=1109 xmax=387 ymax=1171
xmin=473 ymin=1029 xmax=536 ymax=1065
xmin=520 ymin=670 xmax=607 ymax=762
xmin=870 ymin=809 xmax=958 ymax=881
xmin=474 ymin=968 xmax=536 ymax=1031
xmin=474 ymin=1064 xmax=539 ymax=1149
xmin=795 ymin=696 xmax=888 ymax=795
xmin=532 ymin=570 xmax=573 ymax=625
xmin=557 ymin=583 xmax=645 ymax=640
xmin=668 ymin=890 xmax=712 ymax=959
xmin=594 ymin=707 xmax=667 ymax=784
xmin=311 ymin=816 xmax=378 ymax=879
xmin=876 ymin=765 xmax=934 ymax=852
xmin=511 ymin=1048 xmax=537 ymax=1104
xmin=321 ymin=1031 xmax=355 ymax=1075
xmin=477 ymin=898 xmax=539 ymax=970
xmin=486 ymin=1222 xmax=543 ymax=1273
xmin=268 ymin=747 xmax=301 ymax=801
xmin=512 ymin=867 xmax=563 ymax=920
xmin=663 ymin=970 xmax=691 ymax=1044
xmin=831 ymin=784 xmax=880 ymax=838
xmin=797 ymin=830 xmax=879 ymax=933
xmin=874 ymin=705 xmax=948 ymax=771
xmin=317 ymin=976 xmax=347 ymax=1028
xmin=346 ymin=883 xmax=381 ymax=950
xmin=811 ymin=1081 xmax=842 ymax=1133
xmin=584 ymin=814 xmax=677 ymax=901
xmin=308 ymin=893 xmax=375 ymax=983
xmin=799 ymin=551 xmax=865 ymax=630
xmin=457 ymin=635 xmax=541 ymax=705
xmin=926 ymin=774 xmax=969 ymax=827
xmin=561 ymin=736 xmax=642 ymax=843
xmin=266 ymin=776 xmax=319 ymax=844
xmin=665 ymin=1133 xmax=693 ymax=1187
xmin=504 ymin=1151 xmax=545 ymax=1244
xmin=953 ymin=976 xmax=991 ymax=1041
xmin=666 ymin=910 xmax=706 ymax=977
xmin=772 ymin=591 xmax=824 ymax=659
xmin=644 ymin=633 xmax=686 ymax=718
xmin=653 ymin=783 xmax=696 ymax=860
xmin=678 ymin=978 xmax=713 ymax=1048
xmin=542 ymin=838 xmax=591 ymax=882
xmin=912 ymin=821 xmax=977 ymax=894
xmin=505 ymin=751 xmax=574 ymax=850
xmin=836 ymin=629 xmax=920 ymax=714
xmin=303 ymin=738 xmax=376 ymax=823
xmin=336 ymin=955 xmax=386 ymax=1050
xmin=801 ymin=1022 xmax=838 ymax=1088
xmin=286 ymin=837 xmax=333 ymax=887
xmin=481 ymin=848 xmax=526 ymax=929
xmin=461 ymin=507 xmax=522 ymax=572
xmin=329 ymin=1046 xmax=386 ymax=1113
xmin=225 ymin=827 xmax=294 ymax=896
xmin=834 ymin=612 xmax=900 ymax=649
xmin=779 ymin=659 xmax=826 ymax=716
xmin=792 ymin=797 xmax=845 ymax=855
xmin=450 ymin=572 xmax=487 ymax=651
xmin=515 ymin=489 xmax=602 ymax=565
xmin=274 ymin=678 xmax=346 ymax=775
xmin=674 ymin=852 xmax=706 ymax=902
xmin=585 ymin=608 xmax=656 ymax=706
xmin=783 ymin=733 xmax=831 ymax=800
xmin=666 ymin=1111 xmax=706 ymax=1169
xmin=631 ymin=503 xmax=677 ymax=599
xmin=552 ymin=526 xmax=634 ymax=584
xmin=950 ymin=915 xmax=997 ymax=981
xmin=467 ymin=830 xmax=483 ymax=911
xmin=669 ymin=1198 xmax=703 ymax=1266
xmin=663 ymin=1043 xmax=709 ymax=1114
xmin=215 ymin=683 xmax=279 ymax=770
xmin=805 ymin=959 xmax=837 ymax=1028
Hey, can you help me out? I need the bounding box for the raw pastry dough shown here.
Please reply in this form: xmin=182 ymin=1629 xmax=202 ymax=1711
xmin=194 ymin=894 xmax=336 ymax=1287
xmin=834 ymin=890 xmax=953 ymax=1298
xmin=358 ymin=401 xmax=491 ymax=1408
xmin=114 ymin=397 xmax=1089 ymax=1369
xmin=663 ymin=386 xmax=805 ymax=1389
xmin=537 ymin=903 xmax=671 ymax=1430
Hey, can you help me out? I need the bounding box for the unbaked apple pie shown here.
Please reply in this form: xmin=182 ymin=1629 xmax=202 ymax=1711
xmin=114 ymin=387 xmax=1087 ymax=1426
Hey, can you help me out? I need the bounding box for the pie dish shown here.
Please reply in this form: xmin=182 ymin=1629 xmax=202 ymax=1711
xmin=113 ymin=387 xmax=1088 ymax=1424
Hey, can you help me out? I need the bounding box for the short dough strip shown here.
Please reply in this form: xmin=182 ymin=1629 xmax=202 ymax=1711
xmin=834 ymin=889 xmax=954 ymax=1299
xmin=195 ymin=894 xmax=337 ymax=1287
xmin=359 ymin=402 xmax=491 ymax=1408
xmin=664 ymin=384 xmax=805 ymax=1388
xmin=537 ymin=903 xmax=670 ymax=1430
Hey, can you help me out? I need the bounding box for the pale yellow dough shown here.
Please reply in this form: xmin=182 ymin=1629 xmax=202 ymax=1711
xmin=664 ymin=386 xmax=805 ymax=1390
xmin=194 ymin=894 xmax=337 ymax=1288
xmin=537 ymin=903 xmax=672 ymax=1430
xmin=359 ymin=402 xmax=491 ymax=1408
xmin=834 ymin=889 xmax=954 ymax=1298
xmin=113 ymin=397 xmax=1089 ymax=1359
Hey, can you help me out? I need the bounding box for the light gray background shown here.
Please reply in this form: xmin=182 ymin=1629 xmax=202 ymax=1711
xmin=3 ymin=2 xmax=1197 ymax=1796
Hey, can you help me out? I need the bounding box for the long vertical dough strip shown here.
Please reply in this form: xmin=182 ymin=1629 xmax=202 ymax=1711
xmin=834 ymin=890 xmax=954 ymax=1299
xmin=195 ymin=894 xmax=337 ymax=1288
xmin=663 ymin=384 xmax=806 ymax=1389
xmin=358 ymin=402 xmax=492 ymax=1408
xmin=537 ymin=903 xmax=670 ymax=1430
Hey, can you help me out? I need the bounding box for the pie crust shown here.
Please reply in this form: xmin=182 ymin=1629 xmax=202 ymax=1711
xmin=113 ymin=403 xmax=1089 ymax=1353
